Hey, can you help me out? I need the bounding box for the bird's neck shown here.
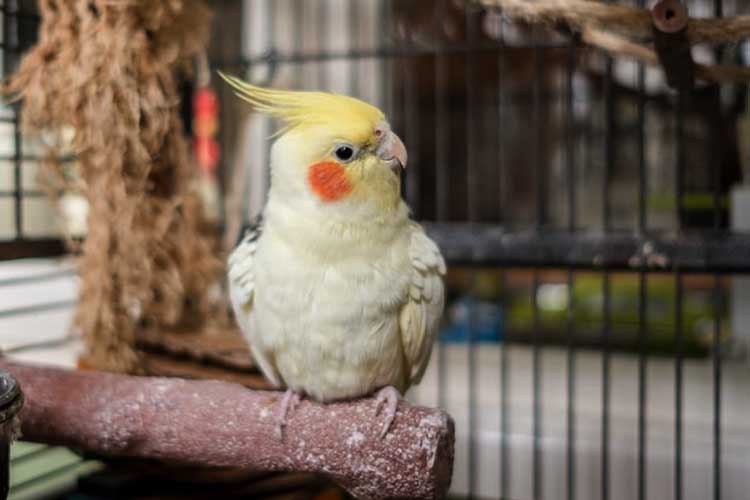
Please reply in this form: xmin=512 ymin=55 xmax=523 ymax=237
xmin=263 ymin=194 xmax=410 ymax=255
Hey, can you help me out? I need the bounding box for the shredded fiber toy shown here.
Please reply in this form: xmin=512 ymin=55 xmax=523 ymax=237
xmin=3 ymin=0 xmax=224 ymax=372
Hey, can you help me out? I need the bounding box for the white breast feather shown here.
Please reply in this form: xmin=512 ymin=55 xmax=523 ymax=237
xmin=228 ymin=211 xmax=446 ymax=400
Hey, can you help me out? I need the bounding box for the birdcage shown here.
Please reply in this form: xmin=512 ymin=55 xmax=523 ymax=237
xmin=2 ymin=0 xmax=750 ymax=499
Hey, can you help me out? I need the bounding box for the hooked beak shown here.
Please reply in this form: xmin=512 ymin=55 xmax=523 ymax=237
xmin=376 ymin=130 xmax=408 ymax=173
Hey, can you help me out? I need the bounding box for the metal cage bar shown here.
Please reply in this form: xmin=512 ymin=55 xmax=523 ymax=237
xmin=2 ymin=1 xmax=748 ymax=499
xmin=0 ymin=0 xmax=65 ymax=261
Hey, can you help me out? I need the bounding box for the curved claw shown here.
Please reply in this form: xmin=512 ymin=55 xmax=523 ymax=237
xmin=275 ymin=389 xmax=302 ymax=441
xmin=374 ymin=386 xmax=401 ymax=438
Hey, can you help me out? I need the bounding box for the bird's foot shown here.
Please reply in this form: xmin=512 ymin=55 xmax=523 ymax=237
xmin=374 ymin=386 xmax=401 ymax=438
xmin=275 ymin=389 xmax=303 ymax=441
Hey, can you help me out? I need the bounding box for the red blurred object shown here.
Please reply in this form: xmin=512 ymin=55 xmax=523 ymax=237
xmin=193 ymin=87 xmax=218 ymax=118
xmin=192 ymin=86 xmax=220 ymax=174
xmin=194 ymin=137 xmax=219 ymax=174
xmin=193 ymin=115 xmax=218 ymax=138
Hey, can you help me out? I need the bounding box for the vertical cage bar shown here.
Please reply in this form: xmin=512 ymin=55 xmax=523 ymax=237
xmin=566 ymin=266 xmax=576 ymax=500
xmin=674 ymin=270 xmax=684 ymax=500
xmin=379 ymin=0 xmax=392 ymax=118
xmin=674 ymin=87 xmax=688 ymax=500
xmin=603 ymin=0 xmax=615 ymax=230
xmin=637 ymin=268 xmax=647 ymax=500
xmin=601 ymin=271 xmax=610 ymax=500
xmin=712 ymin=4 xmax=723 ymax=499
xmin=565 ymin=30 xmax=577 ymax=500
xmin=636 ymin=1 xmax=648 ymax=494
xmin=266 ymin=0 xmax=275 ymax=67
xmin=534 ymin=30 xmax=545 ymax=230
xmin=9 ymin=1 xmax=21 ymax=239
xmin=638 ymin=121 xmax=648 ymax=500
xmin=13 ymin=106 xmax=22 ymax=240
xmin=531 ymin=22 xmax=544 ymax=500
xmin=532 ymin=268 xmax=542 ymax=500
xmin=317 ymin=0 xmax=328 ymax=89
xmin=293 ymin=0 xmax=304 ymax=89
xmin=494 ymin=35 xmax=509 ymax=497
xmin=496 ymin=0 xmax=509 ymax=464
xmin=603 ymin=59 xmax=614 ymax=231
xmin=467 ymin=272 xmax=477 ymax=499
xmin=404 ymin=46 xmax=420 ymax=211
xmin=601 ymin=41 xmax=615 ymax=500
xmin=713 ymin=0 xmax=723 ymax=230
xmin=497 ymin=14 xmax=505 ymax=221
xmin=636 ymin=0 xmax=647 ymax=234
xmin=712 ymin=274 xmax=722 ymax=500
xmin=466 ymin=4 xmax=478 ymax=223
xmin=500 ymin=268 xmax=510 ymax=499
xmin=263 ymin=0 xmax=275 ymax=195
xmin=464 ymin=5 xmax=478 ymax=498
xmin=602 ymin=42 xmax=615 ymax=500
xmin=566 ymin=43 xmax=576 ymax=233
xmin=434 ymin=1 xmax=448 ymax=223
xmin=675 ymin=97 xmax=684 ymax=231
xmin=348 ymin=0 xmax=360 ymax=96
xmin=434 ymin=0 xmax=448 ymax=411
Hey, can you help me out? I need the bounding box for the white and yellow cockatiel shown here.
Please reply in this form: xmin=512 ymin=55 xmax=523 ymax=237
xmin=222 ymin=74 xmax=446 ymax=439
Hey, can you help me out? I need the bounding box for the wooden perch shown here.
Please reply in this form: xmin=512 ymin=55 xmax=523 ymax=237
xmin=0 ymin=360 xmax=454 ymax=500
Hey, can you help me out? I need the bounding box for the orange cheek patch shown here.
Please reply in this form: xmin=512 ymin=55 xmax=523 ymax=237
xmin=308 ymin=161 xmax=353 ymax=202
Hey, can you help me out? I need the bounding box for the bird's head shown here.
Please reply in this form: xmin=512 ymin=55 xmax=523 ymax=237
xmin=221 ymin=74 xmax=407 ymax=218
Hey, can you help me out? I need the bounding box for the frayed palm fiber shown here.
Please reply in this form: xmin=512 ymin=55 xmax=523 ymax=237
xmin=4 ymin=0 xmax=225 ymax=373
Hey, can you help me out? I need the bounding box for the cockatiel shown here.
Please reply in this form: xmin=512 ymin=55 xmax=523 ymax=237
xmin=222 ymin=74 xmax=446 ymax=439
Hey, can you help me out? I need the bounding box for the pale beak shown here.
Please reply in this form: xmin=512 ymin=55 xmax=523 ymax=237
xmin=377 ymin=130 xmax=408 ymax=172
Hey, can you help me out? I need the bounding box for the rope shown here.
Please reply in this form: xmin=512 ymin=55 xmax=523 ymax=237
xmin=482 ymin=0 xmax=750 ymax=83
xmin=582 ymin=28 xmax=750 ymax=82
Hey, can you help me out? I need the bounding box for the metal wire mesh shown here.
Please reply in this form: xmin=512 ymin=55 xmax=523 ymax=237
xmin=227 ymin=2 xmax=750 ymax=499
xmin=2 ymin=0 xmax=750 ymax=499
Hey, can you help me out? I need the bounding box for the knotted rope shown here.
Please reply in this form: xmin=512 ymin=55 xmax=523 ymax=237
xmin=482 ymin=0 xmax=750 ymax=83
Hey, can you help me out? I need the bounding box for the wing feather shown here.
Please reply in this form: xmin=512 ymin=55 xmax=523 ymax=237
xmin=228 ymin=218 xmax=283 ymax=387
xmin=399 ymin=225 xmax=446 ymax=387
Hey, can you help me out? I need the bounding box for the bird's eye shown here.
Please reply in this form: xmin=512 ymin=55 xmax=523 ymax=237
xmin=333 ymin=144 xmax=357 ymax=163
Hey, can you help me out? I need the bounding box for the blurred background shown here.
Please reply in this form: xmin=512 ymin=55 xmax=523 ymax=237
xmin=1 ymin=0 xmax=750 ymax=499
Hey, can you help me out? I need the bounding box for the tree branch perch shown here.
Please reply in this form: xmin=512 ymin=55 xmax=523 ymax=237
xmin=1 ymin=360 xmax=454 ymax=500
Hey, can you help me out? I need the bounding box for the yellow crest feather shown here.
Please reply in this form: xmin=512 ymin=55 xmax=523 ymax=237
xmin=218 ymin=72 xmax=385 ymax=143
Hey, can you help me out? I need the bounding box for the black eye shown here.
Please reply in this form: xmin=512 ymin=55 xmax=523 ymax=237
xmin=334 ymin=145 xmax=355 ymax=163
